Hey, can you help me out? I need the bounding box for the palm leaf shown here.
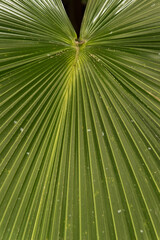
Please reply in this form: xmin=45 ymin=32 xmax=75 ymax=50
xmin=0 ymin=0 xmax=160 ymax=239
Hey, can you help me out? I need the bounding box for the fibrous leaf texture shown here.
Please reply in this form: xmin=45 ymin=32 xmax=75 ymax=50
xmin=0 ymin=0 xmax=160 ymax=239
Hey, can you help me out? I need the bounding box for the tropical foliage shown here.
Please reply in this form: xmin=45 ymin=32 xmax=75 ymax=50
xmin=0 ymin=0 xmax=160 ymax=239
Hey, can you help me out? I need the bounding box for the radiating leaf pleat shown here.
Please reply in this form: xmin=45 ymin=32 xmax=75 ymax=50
xmin=0 ymin=0 xmax=160 ymax=239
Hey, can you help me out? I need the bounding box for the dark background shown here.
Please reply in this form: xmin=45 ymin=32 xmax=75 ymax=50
xmin=62 ymin=0 xmax=87 ymax=36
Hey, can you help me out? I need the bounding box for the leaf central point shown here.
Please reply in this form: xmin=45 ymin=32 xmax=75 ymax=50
xmin=75 ymin=39 xmax=85 ymax=46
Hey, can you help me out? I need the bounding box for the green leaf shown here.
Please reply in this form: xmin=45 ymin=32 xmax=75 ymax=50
xmin=0 ymin=0 xmax=160 ymax=239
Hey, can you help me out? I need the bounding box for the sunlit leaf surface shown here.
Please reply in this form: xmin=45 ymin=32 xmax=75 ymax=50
xmin=0 ymin=0 xmax=160 ymax=239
